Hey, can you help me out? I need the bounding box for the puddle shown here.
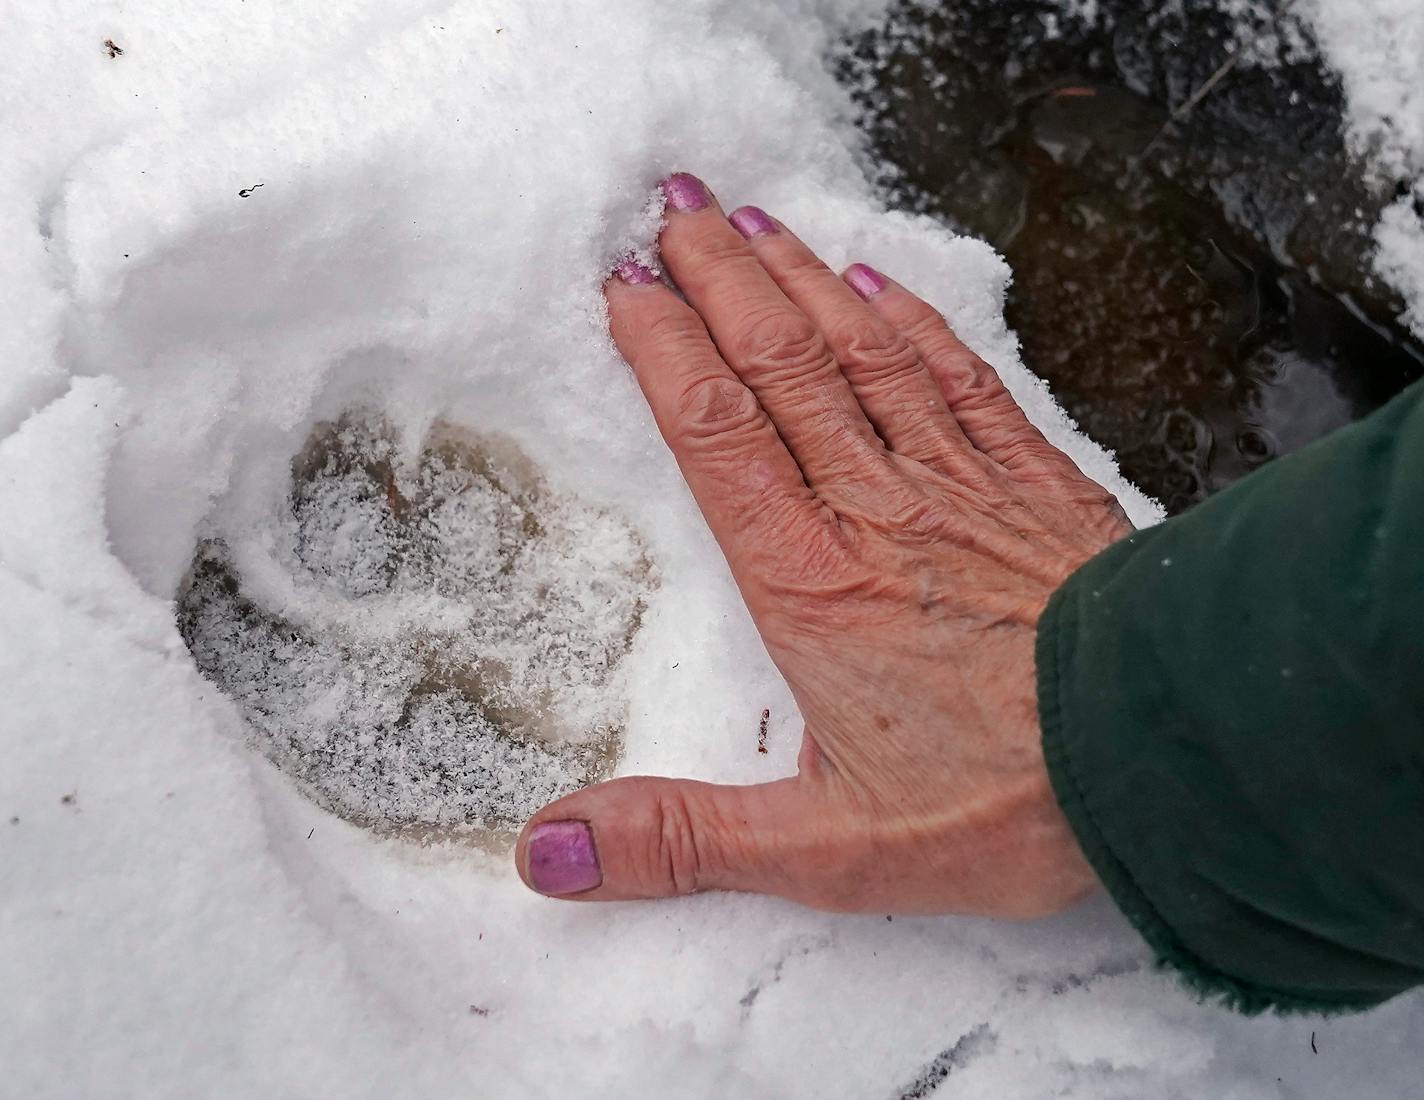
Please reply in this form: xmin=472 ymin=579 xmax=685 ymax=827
xmin=843 ymin=1 xmax=1424 ymax=513
xmin=177 ymin=415 xmax=653 ymax=842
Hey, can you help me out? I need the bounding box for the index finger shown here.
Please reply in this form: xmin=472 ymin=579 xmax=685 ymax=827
xmin=655 ymin=174 xmax=888 ymax=491
xmin=605 ymin=261 xmax=838 ymax=583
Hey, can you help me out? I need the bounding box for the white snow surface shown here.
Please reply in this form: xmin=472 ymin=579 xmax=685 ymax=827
xmin=2 ymin=1 xmax=1422 ymax=1098
xmin=1264 ymin=0 xmax=1424 ymax=338
xmin=1300 ymin=0 xmax=1424 ymax=179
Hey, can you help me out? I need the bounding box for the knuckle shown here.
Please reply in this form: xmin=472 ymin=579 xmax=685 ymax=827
xmin=643 ymin=308 xmax=710 ymax=354
xmin=994 ymin=432 xmax=1052 ymax=468
xmin=830 ymin=318 xmax=920 ymax=386
xmin=846 ymin=483 xmax=947 ymax=544
xmin=961 ymin=355 xmax=1001 ymax=393
xmin=883 ymin=494 xmax=947 ymax=539
xmin=734 ymin=309 xmax=833 ymax=382
xmin=686 ymin=225 xmax=755 ymax=272
xmin=754 ymin=511 xmax=856 ymax=594
xmin=649 ymin=790 xmax=704 ymax=896
xmin=904 ymin=305 xmax=953 ymax=343
xmin=935 ymin=348 xmax=1000 ymax=402
xmin=674 ymin=375 xmax=765 ymax=445
xmin=776 ymin=247 xmax=837 ymax=287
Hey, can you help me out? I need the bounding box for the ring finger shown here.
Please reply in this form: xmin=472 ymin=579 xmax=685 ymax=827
xmin=727 ymin=206 xmax=984 ymax=478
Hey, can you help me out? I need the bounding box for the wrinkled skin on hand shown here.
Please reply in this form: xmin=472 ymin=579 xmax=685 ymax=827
xmin=515 ymin=174 xmax=1131 ymax=917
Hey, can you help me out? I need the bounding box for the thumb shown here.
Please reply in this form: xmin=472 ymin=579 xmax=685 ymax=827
xmin=514 ymin=775 xmax=814 ymax=902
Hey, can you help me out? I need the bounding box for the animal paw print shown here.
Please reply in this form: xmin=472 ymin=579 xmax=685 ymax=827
xmin=179 ymin=414 xmax=652 ymax=839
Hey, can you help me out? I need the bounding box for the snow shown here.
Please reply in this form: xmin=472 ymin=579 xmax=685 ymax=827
xmin=1305 ymin=0 xmax=1424 ymax=336
xmin=2 ymin=1 xmax=1421 ymax=1097
xmin=1376 ymin=198 xmax=1424 ymax=335
xmin=1254 ymin=0 xmax=1424 ymax=339
xmin=1300 ymin=0 xmax=1424 ymax=180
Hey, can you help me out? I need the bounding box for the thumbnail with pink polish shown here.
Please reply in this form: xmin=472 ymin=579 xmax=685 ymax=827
xmin=527 ymin=820 xmax=602 ymax=895
xmin=845 ymin=262 xmax=888 ymax=301
xmin=661 ymin=172 xmax=711 ymax=212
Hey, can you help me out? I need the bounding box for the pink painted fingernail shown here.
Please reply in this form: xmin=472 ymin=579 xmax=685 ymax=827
xmin=662 ymin=172 xmax=711 ymax=213
xmin=527 ymin=821 xmax=602 ymax=896
xmin=729 ymin=206 xmax=778 ymax=240
xmin=845 ymin=263 xmax=888 ymax=301
xmin=615 ymin=258 xmax=660 ymax=285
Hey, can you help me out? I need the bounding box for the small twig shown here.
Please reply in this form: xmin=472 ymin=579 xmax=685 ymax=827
xmin=104 ymin=39 xmax=124 ymax=59
xmin=238 ymin=183 xmax=265 ymax=198
xmin=1310 ymin=1031 xmax=1318 ymax=1054
xmin=757 ymin=708 xmax=770 ymax=754
xmin=1142 ymin=0 xmax=1301 ymax=157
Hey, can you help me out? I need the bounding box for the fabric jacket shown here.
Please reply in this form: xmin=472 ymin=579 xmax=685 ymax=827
xmin=1038 ymin=379 xmax=1424 ymax=1012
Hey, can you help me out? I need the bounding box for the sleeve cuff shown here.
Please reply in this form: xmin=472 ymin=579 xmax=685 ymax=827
xmin=1036 ymin=574 xmax=1384 ymax=1016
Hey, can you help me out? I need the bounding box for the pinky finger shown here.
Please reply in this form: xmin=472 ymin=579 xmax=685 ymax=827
xmin=844 ymin=263 xmax=1086 ymax=483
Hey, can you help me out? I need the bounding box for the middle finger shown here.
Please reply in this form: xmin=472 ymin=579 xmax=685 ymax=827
xmin=657 ymin=173 xmax=889 ymax=491
xmin=728 ymin=207 xmax=982 ymax=478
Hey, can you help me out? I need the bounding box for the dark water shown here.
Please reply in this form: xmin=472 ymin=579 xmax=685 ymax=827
xmin=843 ymin=1 xmax=1423 ymax=513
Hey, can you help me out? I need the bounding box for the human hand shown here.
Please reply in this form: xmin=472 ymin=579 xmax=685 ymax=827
xmin=515 ymin=173 xmax=1131 ymax=917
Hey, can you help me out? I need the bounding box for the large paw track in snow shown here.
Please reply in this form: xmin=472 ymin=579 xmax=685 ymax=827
xmin=178 ymin=414 xmax=652 ymax=838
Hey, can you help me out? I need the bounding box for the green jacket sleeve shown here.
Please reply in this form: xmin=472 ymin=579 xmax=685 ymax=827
xmin=1038 ymin=379 xmax=1424 ymax=1014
